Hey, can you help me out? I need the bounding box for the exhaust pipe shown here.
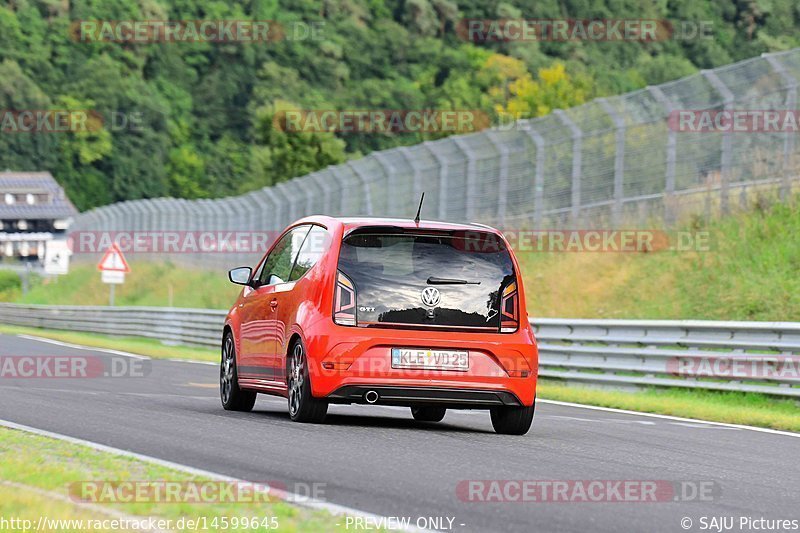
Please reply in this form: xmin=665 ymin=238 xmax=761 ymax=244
xmin=364 ymin=390 xmax=379 ymax=404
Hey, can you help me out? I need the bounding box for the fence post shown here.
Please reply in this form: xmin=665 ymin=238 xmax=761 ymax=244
xmin=113 ymin=202 xmax=128 ymax=233
xmin=647 ymin=85 xmax=678 ymax=227
xmin=372 ymin=152 xmax=396 ymax=216
xmin=452 ymin=137 xmax=476 ymax=220
xmin=521 ymin=125 xmax=546 ymax=229
xmin=245 ymin=192 xmax=268 ymax=233
xmin=554 ymin=109 xmax=582 ymax=225
xmin=702 ymin=70 xmax=733 ymax=214
xmin=348 ymin=162 xmax=374 ymax=215
xmin=262 ymin=187 xmax=283 ymax=231
xmin=274 ymin=182 xmax=298 ymax=223
xmin=302 ymin=177 xmax=316 ymax=215
xmin=399 ymin=147 xmax=422 ymax=203
xmin=764 ymin=52 xmax=798 ymax=201
xmin=328 ymin=166 xmax=348 ymax=216
xmin=599 ymin=98 xmax=626 ymax=226
xmin=311 ymin=171 xmax=333 ymax=215
xmin=485 ymin=130 xmax=509 ymax=229
xmin=425 ymin=142 xmax=448 ymax=220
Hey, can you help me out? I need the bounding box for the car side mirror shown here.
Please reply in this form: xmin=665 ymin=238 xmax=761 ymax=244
xmin=228 ymin=266 xmax=252 ymax=286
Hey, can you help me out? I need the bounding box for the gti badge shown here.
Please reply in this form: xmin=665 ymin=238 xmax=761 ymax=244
xmin=420 ymin=286 xmax=441 ymax=307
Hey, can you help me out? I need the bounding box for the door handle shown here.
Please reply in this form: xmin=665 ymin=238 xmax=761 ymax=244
xmin=270 ymin=299 xmax=278 ymax=309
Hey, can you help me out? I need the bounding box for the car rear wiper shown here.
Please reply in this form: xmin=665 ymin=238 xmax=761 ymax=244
xmin=426 ymin=276 xmax=481 ymax=285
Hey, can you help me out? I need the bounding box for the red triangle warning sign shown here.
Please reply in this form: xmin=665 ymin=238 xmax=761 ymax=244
xmin=97 ymin=244 xmax=130 ymax=273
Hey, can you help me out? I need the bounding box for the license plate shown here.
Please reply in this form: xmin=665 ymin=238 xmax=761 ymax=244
xmin=391 ymin=348 xmax=469 ymax=371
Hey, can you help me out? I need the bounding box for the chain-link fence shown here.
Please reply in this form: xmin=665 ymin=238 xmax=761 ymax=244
xmin=71 ymin=49 xmax=800 ymax=270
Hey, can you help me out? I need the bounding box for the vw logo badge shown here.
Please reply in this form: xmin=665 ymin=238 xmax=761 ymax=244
xmin=421 ymin=287 xmax=441 ymax=307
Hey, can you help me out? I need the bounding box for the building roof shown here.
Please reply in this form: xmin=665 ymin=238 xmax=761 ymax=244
xmin=0 ymin=171 xmax=78 ymax=220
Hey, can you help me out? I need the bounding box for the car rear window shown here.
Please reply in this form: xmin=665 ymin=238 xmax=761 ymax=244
xmin=337 ymin=229 xmax=516 ymax=331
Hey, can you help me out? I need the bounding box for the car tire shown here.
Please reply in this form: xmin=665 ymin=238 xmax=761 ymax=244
xmin=490 ymin=404 xmax=535 ymax=435
xmin=411 ymin=406 xmax=446 ymax=422
xmin=220 ymin=333 xmax=257 ymax=412
xmin=287 ymin=339 xmax=328 ymax=423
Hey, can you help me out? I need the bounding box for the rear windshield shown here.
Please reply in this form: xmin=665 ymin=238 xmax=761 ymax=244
xmin=337 ymin=229 xmax=516 ymax=330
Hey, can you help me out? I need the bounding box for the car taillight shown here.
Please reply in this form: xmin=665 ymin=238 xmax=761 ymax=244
xmin=333 ymin=270 xmax=357 ymax=326
xmin=500 ymin=280 xmax=519 ymax=333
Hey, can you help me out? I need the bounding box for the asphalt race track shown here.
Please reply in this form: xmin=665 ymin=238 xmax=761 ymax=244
xmin=1 ymin=333 xmax=799 ymax=533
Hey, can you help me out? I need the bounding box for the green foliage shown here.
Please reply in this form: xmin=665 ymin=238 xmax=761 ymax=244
xmin=1 ymin=0 xmax=798 ymax=211
xmin=0 ymin=271 xmax=21 ymax=294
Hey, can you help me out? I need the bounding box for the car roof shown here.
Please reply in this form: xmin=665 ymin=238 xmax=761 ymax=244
xmin=297 ymin=215 xmax=500 ymax=233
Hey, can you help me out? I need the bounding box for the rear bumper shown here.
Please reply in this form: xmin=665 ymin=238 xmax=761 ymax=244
xmin=327 ymin=385 xmax=522 ymax=407
xmin=303 ymin=319 xmax=539 ymax=407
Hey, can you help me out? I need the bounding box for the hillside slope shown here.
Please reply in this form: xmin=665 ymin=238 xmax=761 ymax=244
xmin=2 ymin=0 xmax=798 ymax=210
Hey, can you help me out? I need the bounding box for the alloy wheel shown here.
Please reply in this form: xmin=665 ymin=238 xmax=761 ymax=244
xmin=288 ymin=342 xmax=305 ymax=417
xmin=220 ymin=336 xmax=235 ymax=404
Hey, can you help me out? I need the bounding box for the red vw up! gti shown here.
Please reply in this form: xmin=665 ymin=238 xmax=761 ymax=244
xmin=221 ymin=216 xmax=538 ymax=434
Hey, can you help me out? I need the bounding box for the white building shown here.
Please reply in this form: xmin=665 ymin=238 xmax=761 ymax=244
xmin=0 ymin=171 xmax=77 ymax=262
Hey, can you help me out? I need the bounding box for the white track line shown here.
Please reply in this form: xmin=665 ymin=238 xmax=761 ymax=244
xmin=0 ymin=418 xmax=429 ymax=532
xmin=16 ymin=334 xmax=149 ymax=360
xmin=537 ymin=399 xmax=800 ymax=438
xmin=167 ymin=358 xmax=216 ymax=365
xmin=15 ymin=333 xmax=800 ymax=439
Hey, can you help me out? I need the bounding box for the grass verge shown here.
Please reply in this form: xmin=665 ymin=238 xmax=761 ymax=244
xmin=0 ymin=324 xmax=218 ymax=363
xmin=516 ymin=198 xmax=800 ymax=320
xmin=0 ymin=262 xmax=237 ymax=309
xmin=0 ymin=426 xmax=342 ymax=532
xmin=538 ymin=381 xmax=800 ymax=433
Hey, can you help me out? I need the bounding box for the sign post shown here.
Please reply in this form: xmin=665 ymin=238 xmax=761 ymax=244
xmin=97 ymin=244 xmax=130 ymax=306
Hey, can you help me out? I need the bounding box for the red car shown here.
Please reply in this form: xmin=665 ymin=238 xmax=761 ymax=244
xmin=221 ymin=216 xmax=538 ymax=434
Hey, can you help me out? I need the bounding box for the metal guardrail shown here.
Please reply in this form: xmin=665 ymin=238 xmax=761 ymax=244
xmin=1 ymin=303 xmax=799 ymax=397
xmin=0 ymin=303 xmax=226 ymax=348
xmin=534 ymin=318 xmax=800 ymax=397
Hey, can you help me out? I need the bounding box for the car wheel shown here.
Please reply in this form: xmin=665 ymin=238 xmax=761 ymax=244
xmin=411 ymin=406 xmax=446 ymax=422
xmin=287 ymin=339 xmax=328 ymax=423
xmin=490 ymin=404 xmax=535 ymax=435
xmin=220 ymin=333 xmax=257 ymax=412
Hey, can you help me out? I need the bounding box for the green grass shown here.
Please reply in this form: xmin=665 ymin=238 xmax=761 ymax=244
xmin=538 ymin=381 xmax=800 ymax=432
xmin=0 ymin=426 xmax=342 ymax=532
xmin=0 ymin=324 xmax=218 ymax=363
xmin=0 ymin=269 xmax=21 ymax=296
xmin=1 ymin=261 xmax=238 ymax=309
xmin=517 ymin=197 xmax=800 ymax=320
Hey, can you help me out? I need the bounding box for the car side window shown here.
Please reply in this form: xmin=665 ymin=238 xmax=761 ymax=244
xmin=289 ymin=226 xmax=328 ymax=281
xmin=257 ymin=225 xmax=311 ymax=286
